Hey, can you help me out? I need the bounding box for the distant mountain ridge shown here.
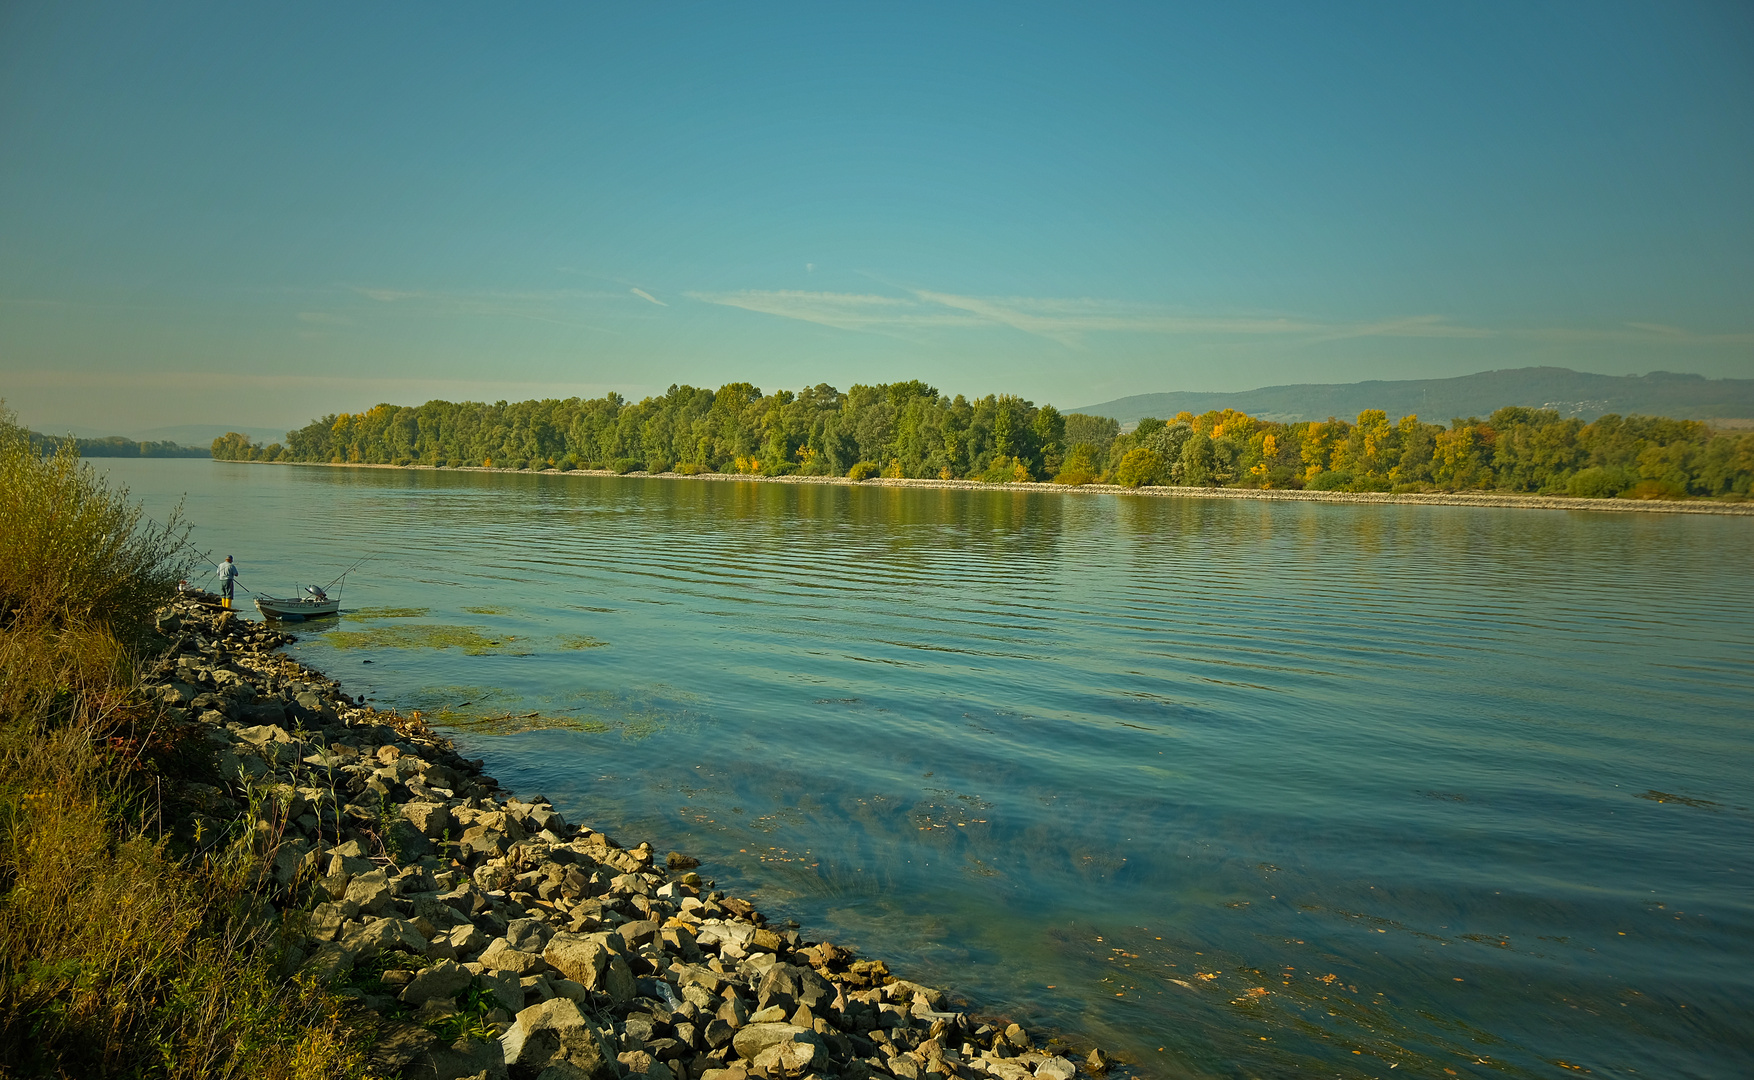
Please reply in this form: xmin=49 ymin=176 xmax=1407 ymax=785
xmin=1071 ymin=367 xmax=1754 ymax=424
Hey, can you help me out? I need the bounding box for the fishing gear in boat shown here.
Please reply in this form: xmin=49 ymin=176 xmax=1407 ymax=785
xmin=254 ymin=554 xmax=373 ymax=622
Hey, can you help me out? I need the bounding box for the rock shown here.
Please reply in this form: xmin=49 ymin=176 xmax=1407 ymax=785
xmin=480 ymin=937 xmax=550 ymax=977
xmin=448 ymin=923 xmax=488 ymax=958
xmin=505 ymin=917 xmax=554 ymax=953
xmin=666 ymin=852 xmax=701 ymax=870
xmin=475 ymin=967 xmax=524 ymax=1012
xmin=544 ymin=933 xmax=609 ymax=986
xmin=367 ymin=1020 xmax=438 ymax=1071
xmin=421 ymin=1035 xmax=511 ymax=1080
xmin=301 ymin=942 xmax=356 ymax=982
xmin=755 ymin=963 xmax=832 ymax=1015
xmin=1085 ymin=1048 xmax=1110 ymax=1074
xmin=617 ymin=919 xmax=660 ymax=948
xmin=400 ymin=958 xmax=472 ymax=1005
xmin=343 ymin=868 xmax=394 ymax=914
xmin=401 ymin=801 xmax=453 ymax=838
xmin=343 ymin=916 xmax=428 ymax=956
xmin=730 ymin=1022 xmax=823 ymax=1063
xmin=386 ymin=818 xmax=435 ymax=858
xmin=1036 ymin=1058 xmax=1077 ymax=1080
xmin=1004 ymin=1024 xmax=1031 ymax=1050
xmin=703 ymin=1018 xmax=735 ymax=1049
xmin=307 ymin=900 xmax=355 ymax=942
xmin=499 ymin=997 xmax=616 ymax=1078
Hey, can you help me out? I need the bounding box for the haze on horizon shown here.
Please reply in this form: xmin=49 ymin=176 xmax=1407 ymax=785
xmin=2 ymin=1 xmax=1751 ymax=436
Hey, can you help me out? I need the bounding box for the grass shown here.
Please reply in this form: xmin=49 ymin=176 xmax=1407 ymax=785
xmin=0 ymin=406 xmax=372 ymax=1079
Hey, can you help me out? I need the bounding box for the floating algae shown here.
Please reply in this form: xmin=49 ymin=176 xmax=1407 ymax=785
xmin=349 ymin=606 xmax=431 ymax=619
xmin=463 ymin=605 xmax=509 ymax=615
xmin=557 ymin=634 xmax=609 ymax=650
xmin=322 ymin=623 xmax=509 ymax=655
xmin=426 ymin=707 xmax=605 ymax=736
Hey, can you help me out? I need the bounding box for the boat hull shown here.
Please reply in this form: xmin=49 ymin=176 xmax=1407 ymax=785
xmin=254 ymin=597 xmax=341 ymax=621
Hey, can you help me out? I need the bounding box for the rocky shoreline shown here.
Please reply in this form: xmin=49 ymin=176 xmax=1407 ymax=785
xmin=229 ymin=459 xmax=1754 ymax=516
xmin=145 ymin=593 xmax=1118 ymax=1080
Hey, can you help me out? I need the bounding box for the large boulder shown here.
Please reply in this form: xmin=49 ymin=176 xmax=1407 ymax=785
xmin=498 ymin=997 xmax=616 ymax=1079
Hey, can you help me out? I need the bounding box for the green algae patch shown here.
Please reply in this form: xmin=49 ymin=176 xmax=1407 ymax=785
xmin=557 ymin=634 xmax=608 ymax=650
xmin=322 ymin=623 xmax=509 ymax=654
xmin=463 ymin=605 xmax=509 ymax=615
xmin=350 ymin=606 xmax=430 ymax=619
xmin=426 ymin=707 xmax=600 ymax=736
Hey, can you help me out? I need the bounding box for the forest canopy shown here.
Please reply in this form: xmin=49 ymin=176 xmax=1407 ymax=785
xmin=211 ymin=382 xmax=1754 ymax=500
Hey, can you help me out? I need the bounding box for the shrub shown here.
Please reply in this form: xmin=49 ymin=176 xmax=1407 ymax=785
xmin=1114 ymin=447 xmax=1163 ymax=488
xmin=612 ymin=457 xmax=642 ymax=474
xmin=556 ymin=455 xmax=577 ymax=472
xmin=446 ymin=457 xmax=463 ymax=468
xmin=392 ymin=456 xmax=413 ymax=467
xmin=1567 ymin=466 xmax=1633 ymax=498
xmin=1625 ymin=478 xmax=1686 ymax=500
xmin=847 ymin=461 xmax=880 ymax=481
xmin=646 ymin=456 xmax=674 ymax=474
xmin=1 ymin=409 xmax=191 ymax=637
xmin=676 ymin=461 xmax=704 ymax=475
xmin=1308 ymin=469 xmax=1354 ymax=491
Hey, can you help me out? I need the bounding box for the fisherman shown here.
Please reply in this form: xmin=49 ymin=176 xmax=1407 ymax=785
xmin=216 ymin=555 xmax=239 ymax=609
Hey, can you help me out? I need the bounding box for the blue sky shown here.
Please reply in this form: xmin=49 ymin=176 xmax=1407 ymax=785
xmin=2 ymin=1 xmax=1751 ymax=434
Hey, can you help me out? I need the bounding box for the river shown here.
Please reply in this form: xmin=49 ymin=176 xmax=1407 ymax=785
xmin=100 ymin=459 xmax=1754 ymax=1078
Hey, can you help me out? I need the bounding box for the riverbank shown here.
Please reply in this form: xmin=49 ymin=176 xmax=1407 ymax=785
xmin=226 ymin=459 xmax=1754 ymax=516
xmin=148 ymin=593 xmax=1121 ymax=1080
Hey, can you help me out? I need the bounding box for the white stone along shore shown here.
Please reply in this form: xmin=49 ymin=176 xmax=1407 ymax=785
xmin=229 ymin=459 xmax=1754 ymax=517
xmin=145 ymin=594 xmax=1119 ymax=1080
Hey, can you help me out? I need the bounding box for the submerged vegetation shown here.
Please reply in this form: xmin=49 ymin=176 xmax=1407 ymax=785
xmin=0 ymin=407 xmax=368 ymax=1077
xmin=209 ymin=381 xmax=1754 ymax=499
xmin=322 ymin=623 xmax=510 ymax=655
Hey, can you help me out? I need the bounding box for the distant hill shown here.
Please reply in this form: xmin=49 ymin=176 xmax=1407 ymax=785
xmin=1070 ymin=367 xmax=1754 ymax=425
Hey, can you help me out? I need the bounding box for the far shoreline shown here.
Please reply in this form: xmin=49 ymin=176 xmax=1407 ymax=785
xmin=211 ymin=458 xmax=1754 ymax=517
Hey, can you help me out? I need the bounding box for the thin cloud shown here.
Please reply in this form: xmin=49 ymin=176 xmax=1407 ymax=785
xmin=686 ymin=290 xmax=988 ymax=332
xmin=691 ymin=287 xmax=1489 ymax=345
xmin=1515 ymin=323 xmax=1754 ymax=346
xmin=630 ymin=287 xmax=666 ymax=306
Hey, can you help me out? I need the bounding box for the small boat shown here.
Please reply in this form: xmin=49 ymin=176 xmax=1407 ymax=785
xmin=255 ymin=586 xmax=341 ymax=621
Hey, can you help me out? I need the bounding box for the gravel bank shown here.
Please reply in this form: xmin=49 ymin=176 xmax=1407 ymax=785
xmin=147 ymin=595 xmax=1119 ymax=1080
xmin=240 ymin=460 xmax=1754 ymax=517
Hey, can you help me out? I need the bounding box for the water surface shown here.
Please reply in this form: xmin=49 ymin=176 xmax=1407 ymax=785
xmin=105 ymin=460 xmax=1754 ymax=1078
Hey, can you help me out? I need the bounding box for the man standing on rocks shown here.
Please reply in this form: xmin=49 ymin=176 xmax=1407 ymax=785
xmin=216 ymin=555 xmax=239 ymax=609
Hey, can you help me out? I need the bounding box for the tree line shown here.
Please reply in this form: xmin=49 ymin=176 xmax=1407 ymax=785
xmin=30 ymin=432 xmax=208 ymax=458
xmin=210 ymin=382 xmax=1754 ymax=500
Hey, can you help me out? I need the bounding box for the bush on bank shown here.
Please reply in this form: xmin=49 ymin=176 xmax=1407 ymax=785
xmin=0 ymin=407 xmax=369 ymax=1079
xmin=206 ymin=382 xmax=1754 ymax=499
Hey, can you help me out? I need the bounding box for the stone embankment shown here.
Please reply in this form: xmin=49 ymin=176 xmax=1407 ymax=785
xmin=241 ymin=458 xmax=1754 ymax=516
xmin=145 ymin=594 xmax=1116 ymax=1080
